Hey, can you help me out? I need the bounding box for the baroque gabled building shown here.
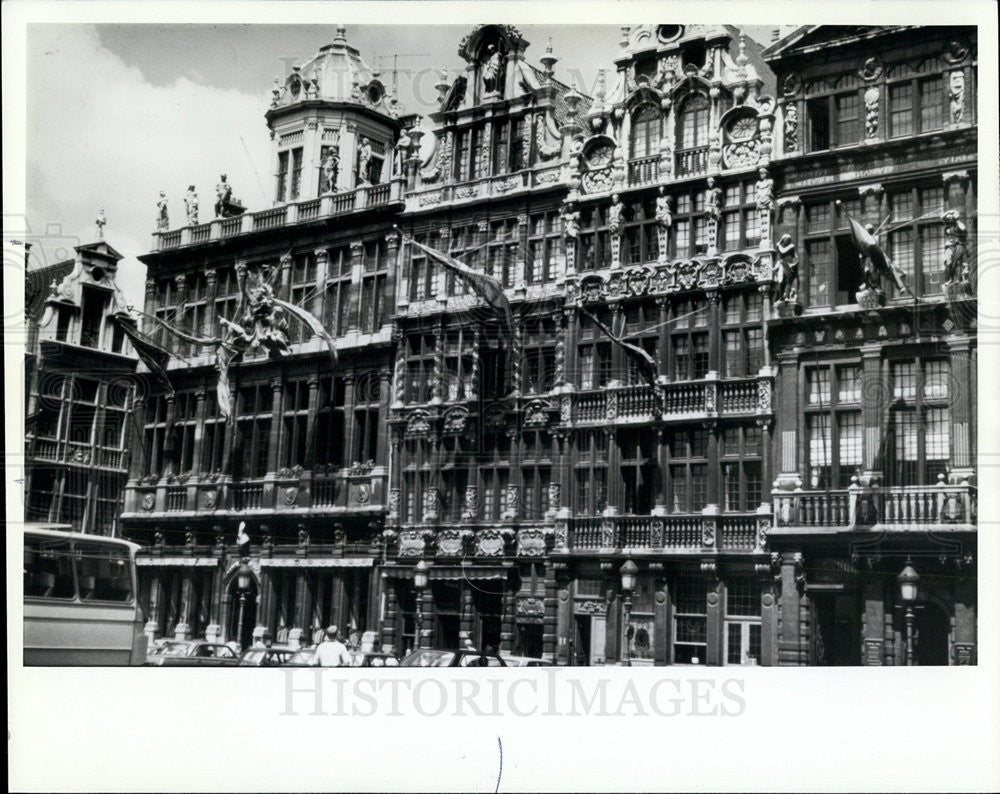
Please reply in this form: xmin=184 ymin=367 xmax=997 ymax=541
xmin=123 ymin=23 xmax=977 ymax=665
xmin=762 ymin=25 xmax=978 ymax=665
xmin=121 ymin=27 xmax=414 ymax=649
xmin=24 ymin=233 xmax=139 ymax=535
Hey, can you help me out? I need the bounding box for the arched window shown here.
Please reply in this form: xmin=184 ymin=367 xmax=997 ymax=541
xmin=630 ymin=104 xmax=661 ymax=158
xmin=677 ymin=93 xmax=710 ymax=149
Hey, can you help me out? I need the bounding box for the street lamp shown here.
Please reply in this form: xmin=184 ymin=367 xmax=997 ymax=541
xmin=620 ymin=559 xmax=639 ymax=667
xmin=413 ymin=560 xmax=429 ymax=651
xmin=897 ymin=561 xmax=920 ymax=667
xmin=236 ymin=560 xmax=252 ymax=652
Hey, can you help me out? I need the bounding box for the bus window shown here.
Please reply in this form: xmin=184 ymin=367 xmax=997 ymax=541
xmin=74 ymin=541 xmax=134 ymax=602
xmin=24 ymin=537 xmax=76 ymax=599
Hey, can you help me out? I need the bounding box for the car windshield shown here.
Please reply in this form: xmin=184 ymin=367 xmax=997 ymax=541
xmin=239 ymin=650 xmax=265 ymax=666
xmin=457 ymin=654 xmax=503 ymax=667
xmin=401 ymin=650 xmax=455 ymax=667
xmin=159 ymin=643 xmax=194 ymax=656
xmin=288 ymin=650 xmax=315 ymax=664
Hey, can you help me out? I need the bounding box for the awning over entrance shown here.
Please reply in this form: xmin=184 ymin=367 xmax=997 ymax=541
xmin=259 ymin=557 xmax=375 ymax=568
xmin=136 ymin=557 xmax=219 ymax=567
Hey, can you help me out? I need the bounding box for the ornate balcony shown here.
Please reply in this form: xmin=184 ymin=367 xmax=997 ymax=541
xmin=565 ymin=377 xmax=769 ymax=425
xmin=627 ymin=155 xmax=660 ymax=186
xmin=558 ymin=513 xmax=764 ymax=553
xmin=150 ymin=180 xmax=405 ymax=252
xmin=121 ymin=466 xmax=388 ymax=519
xmin=772 ymin=478 xmax=977 ymax=532
xmin=675 ymin=146 xmax=709 ymax=177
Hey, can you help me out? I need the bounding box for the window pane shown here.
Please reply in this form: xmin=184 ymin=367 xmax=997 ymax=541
xmin=726 ymin=578 xmax=760 ymax=616
xmin=838 ymin=365 xmax=862 ymax=403
xmin=919 ymin=76 xmax=943 ymax=131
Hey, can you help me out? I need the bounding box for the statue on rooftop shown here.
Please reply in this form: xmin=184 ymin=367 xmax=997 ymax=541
xmin=357 ymin=137 xmax=373 ymax=186
xmin=156 ymin=192 xmax=169 ymax=231
xmin=482 ymin=42 xmax=505 ymax=96
xmin=321 ymin=147 xmax=340 ymax=194
xmin=95 ymin=207 xmax=107 ymax=239
xmin=184 ymin=186 xmax=199 ymax=226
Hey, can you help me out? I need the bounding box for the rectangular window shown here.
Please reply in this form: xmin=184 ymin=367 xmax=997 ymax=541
xmin=276 ymin=150 xmax=289 ymax=202
xmin=838 ymin=413 xmax=862 ymax=477
xmin=807 ymin=239 xmax=831 ymax=306
xmin=919 ymin=76 xmax=944 ymax=132
xmin=838 ymin=366 xmax=862 ymax=403
xmin=808 ymin=414 xmax=831 ymax=488
xmin=808 ymin=97 xmax=830 ymax=151
xmin=889 ymin=82 xmax=914 ymax=137
xmin=808 ymin=368 xmax=831 ymax=406
xmin=673 ymin=577 xmax=707 ymax=665
xmin=290 ymin=147 xmax=303 ymax=199
xmin=835 ymin=93 xmax=860 ymax=145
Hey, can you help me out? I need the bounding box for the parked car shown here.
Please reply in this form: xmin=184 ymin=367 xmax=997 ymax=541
xmin=348 ymin=650 xmax=400 ymax=667
xmin=283 ymin=647 xmax=317 ymax=667
xmin=400 ymin=649 xmax=507 ymax=667
xmin=144 ymin=640 xmax=239 ymax=666
xmin=237 ymin=646 xmax=298 ymax=667
xmin=502 ymin=655 xmax=554 ymax=667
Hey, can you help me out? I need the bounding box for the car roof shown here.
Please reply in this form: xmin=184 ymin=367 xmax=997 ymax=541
xmin=23 ymin=525 xmax=140 ymax=552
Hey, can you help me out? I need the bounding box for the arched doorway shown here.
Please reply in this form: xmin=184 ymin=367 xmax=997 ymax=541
xmin=916 ymin=601 xmax=951 ymax=665
xmin=226 ymin=576 xmax=258 ymax=650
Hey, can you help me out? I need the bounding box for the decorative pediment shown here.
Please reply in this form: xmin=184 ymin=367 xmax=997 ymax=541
xmin=442 ymin=406 xmax=470 ymax=435
xmin=405 ymin=409 xmax=432 ymax=438
xmin=523 ymin=399 xmax=551 ymax=428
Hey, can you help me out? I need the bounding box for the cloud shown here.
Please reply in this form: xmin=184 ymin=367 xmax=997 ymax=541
xmin=27 ymin=24 xmax=273 ymax=305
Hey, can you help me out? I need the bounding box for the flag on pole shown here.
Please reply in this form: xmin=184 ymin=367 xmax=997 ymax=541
xmin=110 ymin=312 xmax=175 ymax=397
xmin=272 ymin=296 xmax=339 ymax=365
xmin=579 ymin=305 xmax=659 ymax=391
xmin=397 ymin=227 xmax=513 ymax=335
xmin=836 ymin=201 xmax=910 ymax=294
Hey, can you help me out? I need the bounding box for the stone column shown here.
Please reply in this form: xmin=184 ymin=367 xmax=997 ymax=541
xmin=172 ymin=274 xmax=189 ymax=356
xmin=544 ymin=563 xmax=561 ymax=662
xmin=775 ymin=353 xmax=801 ymax=490
xmin=500 ymin=586 xmax=516 ymax=654
xmin=302 ymin=376 xmax=321 ymax=471
xmin=418 ymin=585 xmax=433 ymax=649
xmin=266 ymin=378 xmax=283 ymax=476
xmin=381 ymin=576 xmax=398 ymax=653
xmin=861 ymin=575 xmax=885 ymax=665
xmin=347 ymin=241 xmax=365 ymax=335
xmin=163 ymin=394 xmax=178 ymax=477
xmin=342 ymin=374 xmax=357 ymax=468
xmin=776 ymin=552 xmax=805 ymax=665
xmin=143 ymin=575 xmax=162 ymax=646
xmin=175 ymin=564 xmax=194 ymax=640
xmin=953 ymin=573 xmax=976 ymax=664
xmin=948 ymin=336 xmax=974 ymax=482
xmin=759 ymin=573 xmax=778 ymax=666
xmin=706 ymin=288 xmax=721 ymax=376
xmin=192 ymin=390 xmax=207 ymax=477
xmin=383 ymin=233 xmax=400 ymax=332
xmin=860 ymin=344 xmax=883 ymax=485
xmin=204 ymin=269 xmax=218 ymax=346
xmin=655 ymin=297 xmax=669 ymax=379
xmin=653 ymin=571 xmax=671 ymax=666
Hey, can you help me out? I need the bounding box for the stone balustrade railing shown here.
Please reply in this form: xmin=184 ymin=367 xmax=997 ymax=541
xmin=773 ymin=478 xmax=977 ymax=530
xmin=150 ymin=180 xmax=405 ymax=252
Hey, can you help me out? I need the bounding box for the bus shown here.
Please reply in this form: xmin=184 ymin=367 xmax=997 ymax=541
xmin=22 ymin=525 xmax=147 ymax=666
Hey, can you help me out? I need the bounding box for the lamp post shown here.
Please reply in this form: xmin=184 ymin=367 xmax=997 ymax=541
xmin=236 ymin=560 xmax=252 ymax=652
xmin=413 ymin=560 xmax=429 ymax=651
xmin=620 ymin=559 xmax=638 ymax=667
xmin=897 ymin=561 xmax=920 ymax=667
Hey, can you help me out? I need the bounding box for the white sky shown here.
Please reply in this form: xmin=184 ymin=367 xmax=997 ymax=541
xmin=23 ymin=22 xmax=782 ymax=306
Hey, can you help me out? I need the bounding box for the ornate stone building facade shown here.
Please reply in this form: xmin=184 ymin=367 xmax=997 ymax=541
xmin=763 ymin=25 xmax=978 ymax=665
xmin=121 ymin=27 xmax=414 ymax=648
xmin=123 ymin=23 xmax=977 ymax=664
xmin=24 ymin=237 xmax=139 ymax=535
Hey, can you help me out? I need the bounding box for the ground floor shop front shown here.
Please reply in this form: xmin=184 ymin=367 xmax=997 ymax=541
xmin=135 ymin=543 xmax=976 ymax=665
